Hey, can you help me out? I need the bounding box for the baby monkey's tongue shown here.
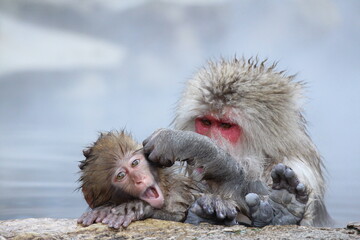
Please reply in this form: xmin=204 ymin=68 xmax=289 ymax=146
xmin=143 ymin=186 xmax=159 ymax=198
xmin=140 ymin=184 xmax=164 ymax=209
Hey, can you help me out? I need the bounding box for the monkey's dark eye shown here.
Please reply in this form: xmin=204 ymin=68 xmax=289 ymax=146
xmin=131 ymin=159 xmax=140 ymax=167
xmin=220 ymin=123 xmax=232 ymax=129
xmin=116 ymin=171 xmax=126 ymax=180
xmin=200 ymin=118 xmax=211 ymax=126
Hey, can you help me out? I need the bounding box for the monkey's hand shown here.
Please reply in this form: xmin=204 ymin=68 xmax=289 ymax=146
xmin=143 ymin=129 xmax=243 ymax=181
xmin=77 ymin=205 xmax=113 ymax=226
xmin=245 ymin=163 xmax=308 ymax=227
xmin=185 ymin=194 xmax=238 ymax=226
xmin=102 ymin=200 xmax=153 ymax=229
xmin=143 ymin=129 xmax=176 ymax=167
xmin=143 ymin=129 xmax=218 ymax=167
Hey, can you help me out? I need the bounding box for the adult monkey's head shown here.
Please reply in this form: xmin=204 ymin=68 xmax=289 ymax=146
xmin=173 ymin=57 xmax=311 ymax=180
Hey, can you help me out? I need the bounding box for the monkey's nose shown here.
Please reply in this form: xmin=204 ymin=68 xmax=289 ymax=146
xmin=134 ymin=179 xmax=143 ymax=185
xmin=132 ymin=174 xmax=145 ymax=184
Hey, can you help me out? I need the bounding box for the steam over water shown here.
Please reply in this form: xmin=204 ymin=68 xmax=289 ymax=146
xmin=0 ymin=0 xmax=359 ymax=227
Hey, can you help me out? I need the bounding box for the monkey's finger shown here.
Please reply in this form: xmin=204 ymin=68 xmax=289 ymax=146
xmin=108 ymin=214 xmax=123 ymax=228
xmin=214 ymin=199 xmax=227 ymax=220
xmin=202 ymin=204 xmax=215 ymax=215
xmin=142 ymin=139 xmax=155 ymax=155
xmin=295 ymin=183 xmax=308 ymax=204
xmin=148 ymin=151 xmax=160 ymax=163
xmin=198 ymin=196 xmax=215 ymax=215
xmin=225 ymin=205 xmax=238 ymax=220
xmin=256 ymin=201 xmax=273 ymax=226
xmin=102 ymin=213 xmax=114 ymax=224
xmin=271 ymin=167 xmax=280 ymax=185
xmin=272 ymin=163 xmax=286 ymax=190
xmin=113 ymin=215 xmax=126 ymax=229
xmin=142 ymin=136 xmax=153 ymax=148
xmin=221 ymin=199 xmax=237 ymax=219
xmin=142 ymin=129 xmax=164 ymax=148
xmin=77 ymin=212 xmax=89 ymax=224
xmin=148 ymin=152 xmax=174 ymax=167
xmin=246 ymin=194 xmax=274 ymax=227
xmin=134 ymin=204 xmax=144 ymax=219
xmin=111 ymin=205 xmax=126 ymax=215
xmin=245 ymin=193 xmax=260 ymax=212
xmin=284 ymin=167 xmax=300 ymax=192
xmin=275 ymin=163 xmax=286 ymax=174
xmin=123 ymin=212 xmax=136 ymax=227
xmin=82 ymin=212 xmax=98 ymax=226
xmin=95 ymin=209 xmax=109 ymax=223
xmin=215 ymin=208 xmax=226 ymax=220
xmin=160 ymin=157 xmax=175 ymax=167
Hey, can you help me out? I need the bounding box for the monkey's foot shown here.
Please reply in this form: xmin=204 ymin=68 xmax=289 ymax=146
xmin=271 ymin=163 xmax=308 ymax=204
xmin=77 ymin=205 xmax=112 ymax=226
xmin=245 ymin=163 xmax=308 ymax=227
xmin=185 ymin=194 xmax=238 ymax=226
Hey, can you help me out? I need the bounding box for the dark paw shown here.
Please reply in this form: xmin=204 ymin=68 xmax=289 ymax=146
xmin=271 ymin=163 xmax=308 ymax=204
xmin=269 ymin=163 xmax=308 ymax=223
xmin=245 ymin=193 xmax=273 ymax=227
xmin=246 ymin=164 xmax=309 ymax=226
xmin=142 ymin=129 xmax=176 ymax=167
xmin=185 ymin=194 xmax=238 ymax=225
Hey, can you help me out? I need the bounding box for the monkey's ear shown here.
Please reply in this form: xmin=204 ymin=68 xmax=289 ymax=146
xmin=83 ymin=148 xmax=91 ymax=158
xmin=79 ymin=148 xmax=92 ymax=170
xmin=78 ymin=160 xmax=86 ymax=170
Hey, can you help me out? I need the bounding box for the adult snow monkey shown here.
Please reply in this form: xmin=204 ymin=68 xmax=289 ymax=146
xmin=144 ymin=57 xmax=332 ymax=227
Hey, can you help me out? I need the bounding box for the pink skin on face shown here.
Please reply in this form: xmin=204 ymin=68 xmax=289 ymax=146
xmin=195 ymin=115 xmax=242 ymax=145
xmin=113 ymin=153 xmax=164 ymax=209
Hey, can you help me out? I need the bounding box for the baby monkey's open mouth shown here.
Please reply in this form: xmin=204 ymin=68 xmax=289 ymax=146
xmin=140 ymin=184 xmax=164 ymax=209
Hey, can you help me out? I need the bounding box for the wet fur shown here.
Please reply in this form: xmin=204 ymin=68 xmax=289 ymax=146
xmin=78 ymin=131 xmax=204 ymax=222
xmin=79 ymin=131 xmax=140 ymax=208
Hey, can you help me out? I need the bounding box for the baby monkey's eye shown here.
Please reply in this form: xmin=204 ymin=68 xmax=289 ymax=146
xmin=131 ymin=159 xmax=140 ymax=167
xmin=116 ymin=171 xmax=126 ymax=180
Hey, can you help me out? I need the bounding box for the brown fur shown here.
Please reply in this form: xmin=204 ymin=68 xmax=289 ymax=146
xmin=78 ymin=130 xmax=203 ymax=221
xmin=79 ymin=131 xmax=140 ymax=208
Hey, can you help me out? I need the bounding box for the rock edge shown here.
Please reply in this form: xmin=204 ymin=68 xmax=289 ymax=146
xmin=0 ymin=218 xmax=359 ymax=240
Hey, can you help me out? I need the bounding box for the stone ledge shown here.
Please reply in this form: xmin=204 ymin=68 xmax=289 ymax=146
xmin=0 ymin=218 xmax=358 ymax=240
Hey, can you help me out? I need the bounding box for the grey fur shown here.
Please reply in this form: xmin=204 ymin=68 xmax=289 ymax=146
xmin=172 ymin=57 xmax=332 ymax=226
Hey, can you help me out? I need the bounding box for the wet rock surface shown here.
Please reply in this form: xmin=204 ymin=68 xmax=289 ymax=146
xmin=0 ymin=218 xmax=359 ymax=240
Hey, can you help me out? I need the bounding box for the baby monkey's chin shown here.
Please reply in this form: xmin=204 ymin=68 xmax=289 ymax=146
xmin=139 ymin=183 xmax=165 ymax=209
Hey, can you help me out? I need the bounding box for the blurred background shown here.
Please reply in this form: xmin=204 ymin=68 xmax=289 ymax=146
xmin=0 ymin=0 xmax=359 ymax=227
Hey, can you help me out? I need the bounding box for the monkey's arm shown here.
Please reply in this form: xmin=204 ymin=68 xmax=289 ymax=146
xmin=143 ymin=129 xmax=244 ymax=182
xmin=107 ymin=201 xmax=188 ymax=225
xmin=78 ymin=200 xmax=188 ymax=229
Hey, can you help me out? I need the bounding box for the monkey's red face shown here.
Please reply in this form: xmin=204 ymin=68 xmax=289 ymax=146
xmin=195 ymin=115 xmax=242 ymax=145
xmin=112 ymin=153 xmax=164 ymax=209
